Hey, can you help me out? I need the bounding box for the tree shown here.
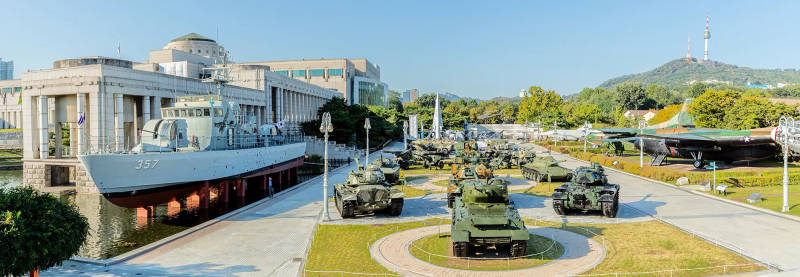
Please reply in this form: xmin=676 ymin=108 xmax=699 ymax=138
xmin=613 ymin=82 xmax=655 ymax=110
xmin=645 ymin=84 xmax=680 ymax=109
xmin=648 ymin=104 xmax=682 ymax=125
xmin=685 ymin=82 xmax=708 ymax=98
xmin=689 ymin=89 xmax=741 ymax=128
xmin=386 ymin=90 xmax=404 ymax=113
xmin=572 ymin=87 xmax=617 ymax=113
xmin=721 ymin=96 xmax=774 ymax=129
xmin=517 ymin=86 xmax=564 ymax=126
xmin=301 ymin=98 xmax=402 ymax=148
xmin=1 ymin=187 xmax=89 ymax=276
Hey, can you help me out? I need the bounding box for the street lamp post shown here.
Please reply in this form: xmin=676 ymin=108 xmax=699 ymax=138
xmin=638 ymin=120 xmax=646 ymax=168
xmin=780 ymin=116 xmax=794 ymax=213
xmin=364 ymin=118 xmax=371 ymax=166
xmin=320 ymin=112 xmax=333 ymax=221
xmin=553 ymin=120 xmax=558 ymax=147
xmin=403 ymin=120 xmax=408 ymax=151
xmin=583 ymin=120 xmax=588 ymax=153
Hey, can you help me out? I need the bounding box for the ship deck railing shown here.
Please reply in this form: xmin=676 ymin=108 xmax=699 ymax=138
xmin=80 ymin=134 xmax=305 ymax=155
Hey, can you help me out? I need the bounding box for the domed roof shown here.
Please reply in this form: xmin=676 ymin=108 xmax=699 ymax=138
xmin=170 ymin=33 xmax=215 ymax=43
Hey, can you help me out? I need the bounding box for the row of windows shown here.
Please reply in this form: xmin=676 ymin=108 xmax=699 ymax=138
xmin=272 ymin=68 xmax=344 ymax=78
xmin=357 ymin=81 xmax=386 ymax=106
xmin=164 ymin=108 xmax=224 ymax=118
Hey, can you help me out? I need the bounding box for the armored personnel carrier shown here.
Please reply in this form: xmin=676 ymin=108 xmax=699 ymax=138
xmin=451 ymin=177 xmax=529 ymax=257
xmin=552 ymin=163 xmax=619 ymax=218
xmin=520 ymin=156 xmax=573 ymax=181
xmin=372 ymin=156 xmax=401 ymax=185
xmin=334 ymin=162 xmax=404 ymax=218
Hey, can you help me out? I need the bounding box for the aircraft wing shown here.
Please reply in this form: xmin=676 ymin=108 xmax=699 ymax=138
xmin=640 ymin=133 xmax=774 ymax=147
xmin=600 ymin=128 xmax=640 ymax=138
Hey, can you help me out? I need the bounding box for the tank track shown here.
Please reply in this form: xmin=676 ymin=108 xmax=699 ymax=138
xmin=510 ymin=240 xmax=527 ymax=257
xmin=553 ymin=199 xmax=567 ymax=215
xmin=335 ymin=191 xmax=355 ymax=218
xmin=453 ymin=242 xmax=469 ymax=257
xmin=601 ymin=195 xmax=619 ymax=218
xmin=389 ymin=198 xmax=403 ymax=216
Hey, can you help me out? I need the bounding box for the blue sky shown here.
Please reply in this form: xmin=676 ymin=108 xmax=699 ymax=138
xmin=2 ymin=0 xmax=799 ymax=98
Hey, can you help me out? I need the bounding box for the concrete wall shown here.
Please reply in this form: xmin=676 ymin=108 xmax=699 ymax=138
xmin=304 ymin=136 xmax=365 ymax=161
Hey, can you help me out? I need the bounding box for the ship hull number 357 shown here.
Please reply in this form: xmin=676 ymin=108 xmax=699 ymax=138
xmin=135 ymin=159 xmax=160 ymax=170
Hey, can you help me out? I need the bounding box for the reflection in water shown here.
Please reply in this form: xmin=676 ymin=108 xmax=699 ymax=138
xmin=0 ymin=164 xmax=321 ymax=260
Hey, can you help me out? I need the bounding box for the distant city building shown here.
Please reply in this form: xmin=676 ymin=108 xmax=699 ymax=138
xmin=0 ymin=59 xmax=13 ymax=80
xmin=402 ymin=89 xmax=419 ymax=103
xmin=238 ymin=58 xmax=387 ymax=106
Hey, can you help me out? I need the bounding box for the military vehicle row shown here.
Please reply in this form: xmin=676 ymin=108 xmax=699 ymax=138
xmin=334 ymin=160 xmax=404 ymax=218
xmin=552 ymin=163 xmax=619 ymax=218
xmin=450 ymin=164 xmax=529 ymax=257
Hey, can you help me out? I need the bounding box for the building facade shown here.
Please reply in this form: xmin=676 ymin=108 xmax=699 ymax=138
xmin=402 ymin=89 xmax=419 ymax=103
xmin=21 ymin=33 xmax=341 ymax=193
xmin=0 ymin=58 xmax=13 ymax=80
xmin=0 ymin=79 xmax=22 ymax=129
xmin=238 ymin=58 xmax=387 ymax=106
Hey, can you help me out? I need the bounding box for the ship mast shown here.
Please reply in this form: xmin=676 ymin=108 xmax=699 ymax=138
xmin=202 ymin=46 xmax=232 ymax=99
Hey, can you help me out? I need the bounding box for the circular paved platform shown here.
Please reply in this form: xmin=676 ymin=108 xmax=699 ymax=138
xmin=370 ymin=225 xmax=605 ymax=277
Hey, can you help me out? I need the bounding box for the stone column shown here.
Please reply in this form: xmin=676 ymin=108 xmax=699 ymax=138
xmin=38 ymin=95 xmax=48 ymax=159
xmin=152 ymin=96 xmax=162 ymax=119
xmin=54 ymin=122 xmax=62 ymax=158
xmin=142 ymin=96 xmax=151 ymax=124
xmin=115 ymin=93 xmax=124 ymax=152
xmin=77 ymin=93 xmax=86 ymax=154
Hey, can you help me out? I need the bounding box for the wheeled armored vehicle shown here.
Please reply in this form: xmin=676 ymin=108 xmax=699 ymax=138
xmin=334 ymin=162 xmax=404 ymax=218
xmin=451 ymin=177 xmax=529 ymax=257
xmin=552 ymin=163 xmax=619 ymax=218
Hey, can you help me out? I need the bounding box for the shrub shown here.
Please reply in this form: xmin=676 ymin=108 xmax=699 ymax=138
xmin=1 ymin=187 xmax=89 ymax=276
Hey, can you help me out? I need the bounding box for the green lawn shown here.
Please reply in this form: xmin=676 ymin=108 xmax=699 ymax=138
xmin=396 ymin=185 xmax=431 ymax=198
xmin=528 ymin=220 xmax=765 ymax=276
xmin=409 ymin=232 xmax=564 ymax=271
xmin=433 ymin=179 xmax=449 ymax=187
xmin=303 ymin=219 xmax=446 ymax=276
xmin=702 ymin=185 xmax=800 ymax=217
xmin=510 ymin=182 xmax=565 ymax=197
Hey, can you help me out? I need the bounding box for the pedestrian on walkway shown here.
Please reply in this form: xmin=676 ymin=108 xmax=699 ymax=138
xmin=268 ymin=177 xmax=274 ymax=198
xmin=348 ymin=157 xmax=351 ymax=165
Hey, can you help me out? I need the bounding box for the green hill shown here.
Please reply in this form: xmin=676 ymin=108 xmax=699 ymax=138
xmin=599 ymin=59 xmax=800 ymax=89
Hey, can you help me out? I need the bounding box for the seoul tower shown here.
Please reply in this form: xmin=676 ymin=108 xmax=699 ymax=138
xmin=704 ymin=13 xmax=710 ymax=61
xmin=685 ymin=35 xmax=692 ymax=61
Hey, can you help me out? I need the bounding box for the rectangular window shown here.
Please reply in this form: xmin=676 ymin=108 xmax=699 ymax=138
xmin=203 ymin=108 xmax=211 ymax=116
xmin=195 ymin=109 xmax=202 ymax=117
xmin=328 ymin=68 xmax=343 ymax=76
xmin=310 ymin=69 xmax=324 ymax=77
xmin=180 ymin=109 xmax=187 ymax=117
xmin=274 ymin=70 xmax=288 ymax=76
xmin=187 ymin=109 xmax=195 ymax=117
xmin=292 ymin=70 xmax=306 ymax=77
xmin=214 ymin=108 xmax=224 ymax=117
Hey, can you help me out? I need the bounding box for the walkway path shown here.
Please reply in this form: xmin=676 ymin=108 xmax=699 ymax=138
xmin=530 ymin=144 xmax=800 ymax=272
xmin=370 ymin=225 xmax=604 ymax=277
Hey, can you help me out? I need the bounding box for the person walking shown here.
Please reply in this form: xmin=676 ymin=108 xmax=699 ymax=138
xmin=268 ymin=177 xmax=274 ymax=198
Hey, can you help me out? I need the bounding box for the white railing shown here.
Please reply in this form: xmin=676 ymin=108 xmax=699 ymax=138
xmin=81 ymin=134 xmax=305 ymax=155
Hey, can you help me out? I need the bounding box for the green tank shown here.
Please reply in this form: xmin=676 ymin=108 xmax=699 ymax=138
xmin=520 ymin=156 xmax=573 ymax=181
xmin=372 ymin=157 xmax=401 ymax=185
xmin=334 ymin=162 xmax=404 ymax=218
xmin=552 ymin=163 xmax=619 ymax=218
xmin=386 ymin=149 xmax=413 ymax=169
xmin=515 ymin=150 xmax=536 ymax=167
xmin=412 ymin=143 xmax=450 ymax=168
xmin=451 ymin=177 xmax=529 ymax=257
